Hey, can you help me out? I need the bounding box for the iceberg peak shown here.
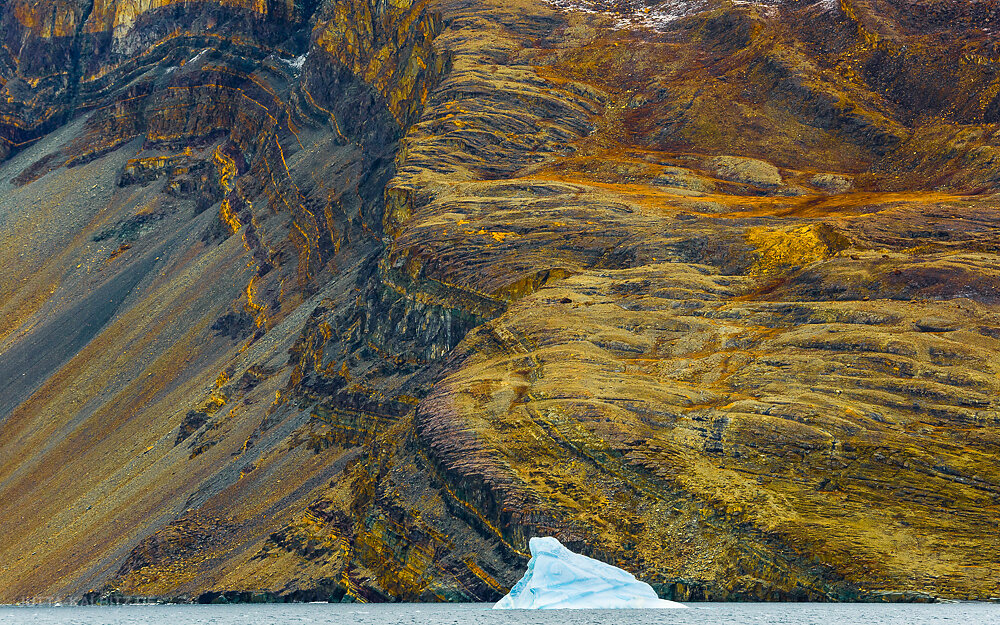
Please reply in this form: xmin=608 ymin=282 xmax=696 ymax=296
xmin=493 ymin=536 xmax=687 ymax=609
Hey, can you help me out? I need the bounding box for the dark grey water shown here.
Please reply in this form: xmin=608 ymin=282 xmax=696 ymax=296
xmin=0 ymin=602 xmax=997 ymax=625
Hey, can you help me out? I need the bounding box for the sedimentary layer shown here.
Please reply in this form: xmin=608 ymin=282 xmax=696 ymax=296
xmin=0 ymin=0 xmax=998 ymax=604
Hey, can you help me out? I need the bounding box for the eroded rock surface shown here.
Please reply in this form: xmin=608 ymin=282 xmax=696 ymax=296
xmin=0 ymin=0 xmax=998 ymax=605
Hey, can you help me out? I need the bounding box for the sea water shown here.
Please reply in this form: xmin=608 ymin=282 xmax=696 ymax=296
xmin=0 ymin=602 xmax=997 ymax=625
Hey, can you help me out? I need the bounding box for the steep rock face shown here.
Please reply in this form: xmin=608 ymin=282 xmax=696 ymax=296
xmin=0 ymin=0 xmax=999 ymax=605
xmin=0 ymin=0 xmax=446 ymax=602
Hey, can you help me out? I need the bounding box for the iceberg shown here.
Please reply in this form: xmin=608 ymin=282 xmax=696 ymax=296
xmin=493 ymin=536 xmax=687 ymax=609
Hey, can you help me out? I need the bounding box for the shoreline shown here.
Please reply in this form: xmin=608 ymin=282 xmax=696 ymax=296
xmin=6 ymin=595 xmax=998 ymax=607
xmin=4 ymin=600 xmax=1000 ymax=608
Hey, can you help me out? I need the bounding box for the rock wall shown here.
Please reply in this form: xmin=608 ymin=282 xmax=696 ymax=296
xmin=0 ymin=0 xmax=998 ymax=605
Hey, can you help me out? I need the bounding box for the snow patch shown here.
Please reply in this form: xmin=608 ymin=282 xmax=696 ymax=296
xmin=543 ymin=0 xmax=716 ymax=30
xmin=544 ymin=0 xmax=791 ymax=30
xmin=187 ymin=49 xmax=209 ymax=65
xmin=280 ymin=54 xmax=308 ymax=70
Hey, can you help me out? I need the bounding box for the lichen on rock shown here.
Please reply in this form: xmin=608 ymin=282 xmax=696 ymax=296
xmin=0 ymin=0 xmax=999 ymax=607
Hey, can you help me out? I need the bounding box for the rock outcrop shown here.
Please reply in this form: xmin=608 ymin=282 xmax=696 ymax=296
xmin=0 ymin=0 xmax=998 ymax=606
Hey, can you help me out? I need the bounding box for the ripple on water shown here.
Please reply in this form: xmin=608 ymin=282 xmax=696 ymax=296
xmin=0 ymin=602 xmax=997 ymax=625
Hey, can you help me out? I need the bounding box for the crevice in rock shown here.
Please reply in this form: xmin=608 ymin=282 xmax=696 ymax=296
xmin=66 ymin=0 xmax=96 ymax=121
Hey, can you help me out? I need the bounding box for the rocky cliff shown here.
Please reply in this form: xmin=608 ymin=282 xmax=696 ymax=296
xmin=0 ymin=0 xmax=998 ymax=604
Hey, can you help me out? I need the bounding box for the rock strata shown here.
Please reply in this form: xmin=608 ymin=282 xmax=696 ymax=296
xmin=0 ymin=0 xmax=998 ymax=606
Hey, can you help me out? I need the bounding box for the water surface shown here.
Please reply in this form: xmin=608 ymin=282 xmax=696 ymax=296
xmin=0 ymin=602 xmax=996 ymax=624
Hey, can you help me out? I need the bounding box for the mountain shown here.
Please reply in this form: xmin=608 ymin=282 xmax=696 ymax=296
xmin=0 ymin=0 xmax=998 ymax=603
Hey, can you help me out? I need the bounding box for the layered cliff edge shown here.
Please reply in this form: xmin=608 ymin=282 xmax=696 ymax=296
xmin=0 ymin=0 xmax=998 ymax=604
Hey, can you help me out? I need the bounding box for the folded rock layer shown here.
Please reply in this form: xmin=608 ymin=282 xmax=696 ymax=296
xmin=0 ymin=0 xmax=998 ymax=604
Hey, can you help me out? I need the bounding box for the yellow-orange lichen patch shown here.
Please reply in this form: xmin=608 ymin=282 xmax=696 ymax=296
xmin=13 ymin=0 xmax=79 ymax=37
xmin=745 ymin=224 xmax=840 ymax=276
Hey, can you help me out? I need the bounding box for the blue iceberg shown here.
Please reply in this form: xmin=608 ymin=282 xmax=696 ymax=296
xmin=493 ymin=536 xmax=687 ymax=609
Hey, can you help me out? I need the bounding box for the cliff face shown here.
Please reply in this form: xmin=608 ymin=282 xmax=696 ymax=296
xmin=0 ymin=0 xmax=998 ymax=604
